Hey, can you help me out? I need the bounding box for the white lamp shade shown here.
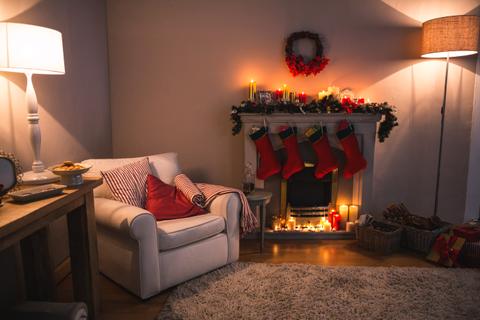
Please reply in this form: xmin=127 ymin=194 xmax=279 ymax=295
xmin=0 ymin=22 xmax=65 ymax=75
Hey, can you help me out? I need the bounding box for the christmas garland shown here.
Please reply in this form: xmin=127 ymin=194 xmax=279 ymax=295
xmin=230 ymin=95 xmax=398 ymax=143
xmin=285 ymin=31 xmax=329 ymax=76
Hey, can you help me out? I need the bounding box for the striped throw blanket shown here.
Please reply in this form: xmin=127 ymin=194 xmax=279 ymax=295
xmin=175 ymin=174 xmax=257 ymax=235
xmin=174 ymin=174 xmax=207 ymax=208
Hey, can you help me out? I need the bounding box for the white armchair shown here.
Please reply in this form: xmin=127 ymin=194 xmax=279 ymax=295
xmin=82 ymin=153 xmax=240 ymax=299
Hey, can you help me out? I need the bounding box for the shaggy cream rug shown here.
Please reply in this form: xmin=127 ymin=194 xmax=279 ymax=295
xmin=158 ymin=262 xmax=480 ymax=320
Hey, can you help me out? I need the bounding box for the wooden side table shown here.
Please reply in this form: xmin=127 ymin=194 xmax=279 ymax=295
xmin=246 ymin=190 xmax=272 ymax=251
xmin=0 ymin=177 xmax=102 ymax=319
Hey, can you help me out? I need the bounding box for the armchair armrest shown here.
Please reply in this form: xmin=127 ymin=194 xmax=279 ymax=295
xmin=208 ymin=193 xmax=240 ymax=263
xmin=94 ymin=198 xmax=156 ymax=241
xmin=93 ymin=198 xmax=160 ymax=299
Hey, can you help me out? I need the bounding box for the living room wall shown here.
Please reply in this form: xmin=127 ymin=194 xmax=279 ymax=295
xmin=107 ymin=0 xmax=479 ymax=224
xmin=0 ymin=0 xmax=111 ymax=306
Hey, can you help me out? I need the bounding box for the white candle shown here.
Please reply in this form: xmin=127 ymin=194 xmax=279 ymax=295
xmin=324 ymin=221 xmax=332 ymax=232
xmin=287 ymin=217 xmax=296 ymax=231
xmin=349 ymin=205 xmax=359 ymax=222
xmin=339 ymin=204 xmax=349 ymax=228
xmin=346 ymin=221 xmax=355 ymax=232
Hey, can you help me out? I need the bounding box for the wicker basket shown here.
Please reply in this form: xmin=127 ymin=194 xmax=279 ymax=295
xmin=399 ymin=224 xmax=450 ymax=254
xmin=357 ymin=222 xmax=402 ymax=255
xmin=461 ymin=241 xmax=480 ymax=267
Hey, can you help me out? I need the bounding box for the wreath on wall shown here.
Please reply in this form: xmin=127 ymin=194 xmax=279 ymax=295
xmin=285 ymin=31 xmax=329 ymax=76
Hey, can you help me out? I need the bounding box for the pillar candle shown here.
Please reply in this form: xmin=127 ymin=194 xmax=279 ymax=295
xmin=248 ymin=80 xmax=256 ymax=101
xmin=282 ymin=84 xmax=289 ymax=101
xmin=275 ymin=88 xmax=283 ymax=101
xmin=346 ymin=221 xmax=355 ymax=232
xmin=332 ymin=213 xmax=341 ymax=231
xmin=349 ymin=205 xmax=359 ymax=222
xmin=299 ymin=92 xmax=307 ymax=103
xmin=339 ymin=205 xmax=349 ymax=224
xmin=324 ymin=221 xmax=332 ymax=232
xmin=287 ymin=217 xmax=296 ymax=231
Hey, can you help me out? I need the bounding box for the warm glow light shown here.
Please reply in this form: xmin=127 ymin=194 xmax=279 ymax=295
xmin=421 ymin=50 xmax=478 ymax=58
xmin=0 ymin=23 xmax=65 ymax=75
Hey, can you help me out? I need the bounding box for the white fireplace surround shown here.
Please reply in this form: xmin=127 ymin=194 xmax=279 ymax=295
xmin=241 ymin=113 xmax=381 ymax=213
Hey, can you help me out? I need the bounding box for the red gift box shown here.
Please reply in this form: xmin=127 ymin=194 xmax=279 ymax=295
xmin=453 ymin=224 xmax=480 ymax=242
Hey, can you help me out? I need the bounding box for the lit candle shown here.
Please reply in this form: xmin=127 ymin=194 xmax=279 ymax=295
xmin=275 ymin=88 xmax=283 ymax=101
xmin=332 ymin=213 xmax=341 ymax=231
xmin=299 ymin=92 xmax=307 ymax=103
xmin=324 ymin=221 xmax=332 ymax=232
xmin=248 ymin=79 xmax=257 ymax=101
xmin=339 ymin=204 xmax=349 ymax=224
xmin=346 ymin=221 xmax=355 ymax=232
xmin=318 ymin=90 xmax=328 ymax=100
xmin=287 ymin=217 xmax=296 ymax=231
xmin=349 ymin=205 xmax=359 ymax=222
xmin=282 ymin=84 xmax=289 ymax=101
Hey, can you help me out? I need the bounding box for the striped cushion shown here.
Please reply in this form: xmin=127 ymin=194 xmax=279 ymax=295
xmin=101 ymin=158 xmax=151 ymax=208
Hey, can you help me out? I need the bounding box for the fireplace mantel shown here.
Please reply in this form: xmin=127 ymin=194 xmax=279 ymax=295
xmin=240 ymin=113 xmax=382 ymax=214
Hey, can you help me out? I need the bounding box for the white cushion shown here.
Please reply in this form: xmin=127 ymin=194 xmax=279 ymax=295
xmin=156 ymin=214 xmax=225 ymax=251
xmin=83 ymin=152 xmax=181 ymax=199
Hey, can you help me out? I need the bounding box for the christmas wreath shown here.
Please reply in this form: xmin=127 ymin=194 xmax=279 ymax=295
xmin=285 ymin=31 xmax=329 ymax=76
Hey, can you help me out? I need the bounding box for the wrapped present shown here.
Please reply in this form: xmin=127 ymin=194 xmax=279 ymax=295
xmin=453 ymin=223 xmax=480 ymax=242
xmin=426 ymin=231 xmax=465 ymax=267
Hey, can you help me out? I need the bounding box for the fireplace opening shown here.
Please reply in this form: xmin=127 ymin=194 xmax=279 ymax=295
xmin=287 ymin=167 xmax=332 ymax=208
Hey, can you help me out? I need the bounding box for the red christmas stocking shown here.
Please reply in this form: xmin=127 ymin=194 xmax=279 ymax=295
xmin=337 ymin=120 xmax=367 ymax=179
xmin=279 ymin=126 xmax=304 ymax=179
xmin=249 ymin=127 xmax=281 ymax=180
xmin=305 ymin=126 xmax=338 ymax=179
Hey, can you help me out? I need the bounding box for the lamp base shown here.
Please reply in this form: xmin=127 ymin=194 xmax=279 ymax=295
xmin=22 ymin=170 xmax=60 ymax=185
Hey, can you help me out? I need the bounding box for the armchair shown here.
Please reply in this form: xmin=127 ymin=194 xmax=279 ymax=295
xmin=82 ymin=153 xmax=240 ymax=299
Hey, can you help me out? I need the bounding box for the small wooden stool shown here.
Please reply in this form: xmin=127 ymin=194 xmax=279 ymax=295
xmin=246 ymin=190 xmax=272 ymax=251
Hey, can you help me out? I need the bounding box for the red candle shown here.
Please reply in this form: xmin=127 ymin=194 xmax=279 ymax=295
xmin=357 ymin=97 xmax=365 ymax=104
xmin=328 ymin=210 xmax=336 ymax=225
xmin=299 ymin=92 xmax=307 ymax=103
xmin=275 ymin=88 xmax=283 ymax=101
xmin=332 ymin=213 xmax=341 ymax=231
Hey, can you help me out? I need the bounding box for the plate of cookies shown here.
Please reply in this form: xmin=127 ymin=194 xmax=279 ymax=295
xmin=50 ymin=161 xmax=91 ymax=186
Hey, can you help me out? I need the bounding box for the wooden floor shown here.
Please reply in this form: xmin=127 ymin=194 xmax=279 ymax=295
xmin=57 ymin=239 xmax=434 ymax=320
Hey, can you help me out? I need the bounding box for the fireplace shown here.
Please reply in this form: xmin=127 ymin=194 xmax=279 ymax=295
xmin=241 ymin=113 xmax=381 ymax=238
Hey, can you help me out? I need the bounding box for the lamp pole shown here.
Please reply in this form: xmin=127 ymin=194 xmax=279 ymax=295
xmin=433 ymin=54 xmax=450 ymax=217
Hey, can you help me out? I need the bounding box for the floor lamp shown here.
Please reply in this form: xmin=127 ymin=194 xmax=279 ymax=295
xmin=421 ymin=15 xmax=480 ymax=217
xmin=0 ymin=23 xmax=65 ymax=184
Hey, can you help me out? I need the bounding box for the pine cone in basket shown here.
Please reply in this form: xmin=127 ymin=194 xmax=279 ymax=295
xmin=383 ymin=203 xmax=444 ymax=231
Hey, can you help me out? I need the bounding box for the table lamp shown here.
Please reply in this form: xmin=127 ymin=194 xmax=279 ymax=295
xmin=0 ymin=22 xmax=65 ymax=184
xmin=421 ymin=15 xmax=480 ymax=216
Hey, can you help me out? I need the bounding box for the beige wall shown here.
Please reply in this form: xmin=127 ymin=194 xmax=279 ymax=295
xmin=107 ymin=0 xmax=479 ymax=224
xmin=0 ymin=0 xmax=110 ymax=304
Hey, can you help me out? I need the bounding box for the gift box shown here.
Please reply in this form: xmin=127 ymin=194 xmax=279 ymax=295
xmin=426 ymin=231 xmax=465 ymax=267
xmin=453 ymin=224 xmax=480 ymax=242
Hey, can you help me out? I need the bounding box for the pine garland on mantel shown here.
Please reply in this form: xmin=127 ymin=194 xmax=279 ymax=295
xmin=230 ymin=96 xmax=398 ymax=143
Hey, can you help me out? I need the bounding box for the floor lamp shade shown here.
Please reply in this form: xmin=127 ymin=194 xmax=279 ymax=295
xmin=421 ymin=15 xmax=480 ymax=58
xmin=0 ymin=22 xmax=65 ymax=74
xmin=0 ymin=23 xmax=65 ymax=184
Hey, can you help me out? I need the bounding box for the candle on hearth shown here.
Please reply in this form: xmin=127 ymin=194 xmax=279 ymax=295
xmin=324 ymin=221 xmax=332 ymax=232
xmin=346 ymin=221 xmax=355 ymax=232
xmin=248 ymin=79 xmax=257 ymax=101
xmin=339 ymin=204 xmax=349 ymax=223
xmin=287 ymin=217 xmax=296 ymax=231
xmin=349 ymin=205 xmax=359 ymax=222
xmin=328 ymin=209 xmax=335 ymax=225
xmin=332 ymin=213 xmax=341 ymax=231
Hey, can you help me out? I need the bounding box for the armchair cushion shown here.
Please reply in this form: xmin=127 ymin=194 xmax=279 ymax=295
xmin=156 ymin=214 xmax=225 ymax=251
xmin=83 ymin=152 xmax=181 ymax=199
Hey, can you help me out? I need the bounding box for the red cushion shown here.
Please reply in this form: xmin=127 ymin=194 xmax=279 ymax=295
xmin=145 ymin=174 xmax=206 ymax=220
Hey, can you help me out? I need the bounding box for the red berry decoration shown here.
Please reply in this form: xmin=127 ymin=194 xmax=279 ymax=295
xmin=285 ymin=31 xmax=329 ymax=77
